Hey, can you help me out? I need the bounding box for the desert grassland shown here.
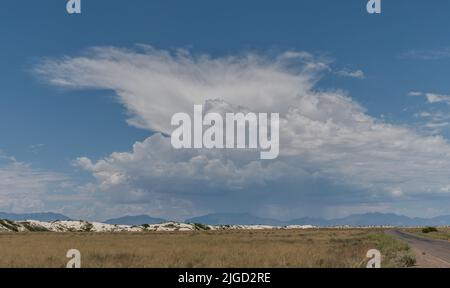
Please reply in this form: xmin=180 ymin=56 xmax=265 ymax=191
xmin=0 ymin=229 xmax=414 ymax=268
xmin=406 ymin=227 xmax=450 ymax=241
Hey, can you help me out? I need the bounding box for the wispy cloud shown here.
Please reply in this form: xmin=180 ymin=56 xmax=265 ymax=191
xmin=408 ymin=91 xmax=450 ymax=105
xmin=424 ymin=122 xmax=450 ymax=129
xmin=0 ymin=153 xmax=67 ymax=212
xmin=401 ymin=47 xmax=450 ymax=60
xmin=408 ymin=91 xmax=423 ymax=97
xmin=426 ymin=93 xmax=450 ymax=105
xmin=413 ymin=109 xmax=450 ymax=134
xmin=336 ymin=68 xmax=365 ymax=79
xmin=415 ymin=110 xmax=450 ymax=122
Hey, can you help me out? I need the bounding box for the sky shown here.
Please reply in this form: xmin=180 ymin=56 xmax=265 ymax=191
xmin=1 ymin=0 xmax=450 ymax=221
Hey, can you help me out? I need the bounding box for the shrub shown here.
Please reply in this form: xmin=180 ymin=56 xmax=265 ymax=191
xmin=82 ymin=222 xmax=94 ymax=232
xmin=400 ymin=254 xmax=416 ymax=267
xmin=422 ymin=227 xmax=438 ymax=233
xmin=193 ymin=223 xmax=211 ymax=231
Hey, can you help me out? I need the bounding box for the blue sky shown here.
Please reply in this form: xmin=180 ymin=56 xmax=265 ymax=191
xmin=1 ymin=0 xmax=450 ymax=221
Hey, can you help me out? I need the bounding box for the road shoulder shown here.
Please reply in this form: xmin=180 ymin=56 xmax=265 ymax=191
xmin=387 ymin=230 xmax=450 ymax=268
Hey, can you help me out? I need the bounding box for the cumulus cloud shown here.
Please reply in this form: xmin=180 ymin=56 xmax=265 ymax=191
xmin=34 ymin=46 xmax=450 ymax=218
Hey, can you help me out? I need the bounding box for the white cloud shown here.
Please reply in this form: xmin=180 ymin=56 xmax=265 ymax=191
xmin=424 ymin=122 xmax=450 ymax=129
xmin=414 ymin=110 xmax=450 ymax=122
xmin=401 ymin=48 xmax=450 ymax=60
xmin=336 ymin=69 xmax=365 ymax=79
xmin=0 ymin=153 xmax=67 ymax=212
xmin=413 ymin=110 xmax=450 ymax=134
xmin=35 ymin=47 xmax=317 ymax=134
xmin=408 ymin=91 xmax=422 ymax=96
xmin=409 ymin=92 xmax=450 ymax=104
xmin=35 ymin=46 xmax=450 ymax=217
xmin=388 ymin=188 xmax=403 ymax=197
xmin=426 ymin=93 xmax=450 ymax=105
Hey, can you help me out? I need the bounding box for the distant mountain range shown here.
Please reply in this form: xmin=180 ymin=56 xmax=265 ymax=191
xmin=104 ymin=215 xmax=166 ymax=225
xmin=1 ymin=212 xmax=449 ymax=227
xmin=186 ymin=213 xmax=286 ymax=226
xmin=0 ymin=212 xmax=70 ymax=222
xmin=186 ymin=212 xmax=450 ymax=227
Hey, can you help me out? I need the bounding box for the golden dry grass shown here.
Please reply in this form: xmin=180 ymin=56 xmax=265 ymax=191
xmin=0 ymin=229 xmax=407 ymax=268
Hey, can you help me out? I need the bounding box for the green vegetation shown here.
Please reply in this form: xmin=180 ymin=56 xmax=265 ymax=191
xmin=82 ymin=222 xmax=94 ymax=232
xmin=422 ymin=227 xmax=438 ymax=233
xmin=193 ymin=223 xmax=211 ymax=231
xmin=399 ymin=254 xmax=416 ymax=267
xmin=407 ymin=227 xmax=450 ymax=241
xmin=369 ymin=233 xmax=416 ymax=268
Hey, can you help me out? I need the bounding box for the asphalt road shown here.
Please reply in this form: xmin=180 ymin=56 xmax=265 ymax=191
xmin=387 ymin=230 xmax=450 ymax=266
